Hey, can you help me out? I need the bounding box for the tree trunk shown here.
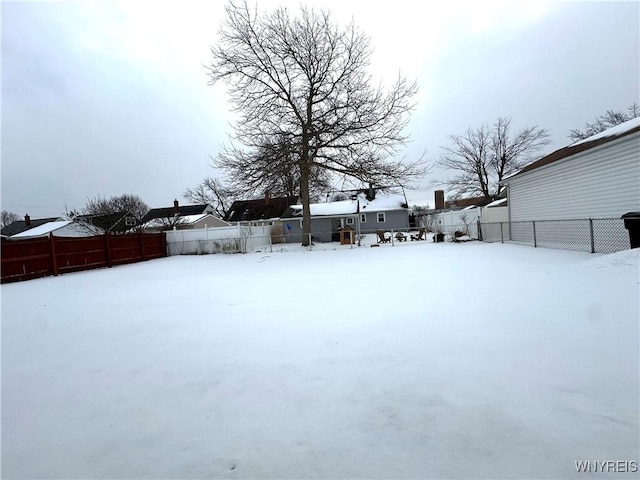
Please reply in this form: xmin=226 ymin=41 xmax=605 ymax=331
xmin=300 ymin=160 xmax=312 ymax=246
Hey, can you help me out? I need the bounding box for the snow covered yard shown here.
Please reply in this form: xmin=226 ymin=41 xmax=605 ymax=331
xmin=2 ymin=241 xmax=638 ymax=479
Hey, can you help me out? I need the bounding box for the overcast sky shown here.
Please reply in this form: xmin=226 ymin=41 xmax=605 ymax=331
xmin=2 ymin=0 xmax=638 ymax=218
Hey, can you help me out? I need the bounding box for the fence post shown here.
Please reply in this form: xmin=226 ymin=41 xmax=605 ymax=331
xmin=104 ymin=232 xmax=112 ymax=268
xmin=49 ymin=234 xmax=59 ymax=276
xmin=391 ymin=229 xmax=395 ymax=246
xmin=500 ymin=222 xmax=504 ymax=243
xmin=589 ymin=218 xmax=595 ymax=253
xmin=477 ymin=220 xmax=482 ymax=241
xmin=532 ymin=221 xmax=537 ymax=248
xmin=161 ymin=232 xmax=167 ymax=257
xmin=139 ymin=231 xmax=146 ymax=261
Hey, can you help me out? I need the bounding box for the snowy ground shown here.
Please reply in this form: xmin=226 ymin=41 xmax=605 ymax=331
xmin=2 ymin=240 xmax=639 ymax=479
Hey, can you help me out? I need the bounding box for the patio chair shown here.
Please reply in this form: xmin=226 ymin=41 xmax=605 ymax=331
xmin=395 ymin=232 xmax=407 ymax=242
xmin=376 ymin=230 xmax=391 ymax=243
xmin=410 ymin=228 xmax=426 ymax=241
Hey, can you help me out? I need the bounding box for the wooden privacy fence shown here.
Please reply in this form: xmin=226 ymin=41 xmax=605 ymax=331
xmin=1 ymin=232 xmax=166 ymax=284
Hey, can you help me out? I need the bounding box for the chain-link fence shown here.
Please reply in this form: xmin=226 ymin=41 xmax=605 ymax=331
xmin=479 ymin=217 xmax=630 ymax=254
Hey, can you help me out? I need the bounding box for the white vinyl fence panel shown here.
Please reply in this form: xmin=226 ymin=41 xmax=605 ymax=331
xmin=429 ymin=208 xmax=480 ymax=238
xmin=165 ymin=224 xmax=272 ymax=255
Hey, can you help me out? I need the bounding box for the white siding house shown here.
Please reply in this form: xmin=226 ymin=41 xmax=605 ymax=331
xmin=503 ymin=118 xmax=640 ymax=221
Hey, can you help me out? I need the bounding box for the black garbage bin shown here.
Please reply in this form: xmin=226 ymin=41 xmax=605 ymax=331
xmin=621 ymin=212 xmax=640 ymax=248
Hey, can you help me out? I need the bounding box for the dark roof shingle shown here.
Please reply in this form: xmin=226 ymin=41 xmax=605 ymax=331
xmin=142 ymin=204 xmax=211 ymax=223
xmin=75 ymin=211 xmax=137 ymax=233
xmin=224 ymin=196 xmax=299 ymax=222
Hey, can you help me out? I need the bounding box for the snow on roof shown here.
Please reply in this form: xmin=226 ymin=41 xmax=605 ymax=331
xmin=572 ymin=117 xmax=640 ymax=145
xmin=360 ymin=193 xmax=407 ymax=212
xmin=181 ymin=213 xmax=230 ymax=225
xmin=179 ymin=213 xmax=209 ymax=223
xmin=485 ymin=198 xmax=507 ymax=207
xmin=12 ymin=221 xmax=72 ymax=238
xmin=289 ymin=199 xmax=356 ymax=216
xmin=288 ymin=193 xmax=406 ymax=217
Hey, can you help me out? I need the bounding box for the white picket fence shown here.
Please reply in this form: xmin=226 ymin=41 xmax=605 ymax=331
xmin=165 ymin=224 xmax=272 ymax=255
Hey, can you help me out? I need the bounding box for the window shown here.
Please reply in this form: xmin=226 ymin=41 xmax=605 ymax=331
xmin=346 ymin=217 xmax=354 ymax=225
xmin=360 ymin=213 xmax=367 ymax=223
xmin=124 ymin=216 xmax=136 ymax=227
xmin=377 ymin=212 xmax=386 ymax=223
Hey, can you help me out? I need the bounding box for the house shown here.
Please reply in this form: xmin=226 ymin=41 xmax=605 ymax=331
xmin=279 ymin=190 xmax=410 ymax=242
xmin=142 ymin=213 xmax=231 ymax=231
xmin=444 ymin=196 xmax=494 ymax=210
xmin=141 ymin=200 xmax=215 ymax=224
xmin=75 ymin=211 xmax=139 ymax=233
xmin=1 ymin=215 xmax=63 ymax=237
xmin=10 ymin=220 xmax=104 ymax=239
xmin=502 ymin=117 xmax=640 ymax=221
xmin=224 ymin=192 xmax=299 ymax=226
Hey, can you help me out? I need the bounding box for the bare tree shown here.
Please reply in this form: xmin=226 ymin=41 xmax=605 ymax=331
xmin=184 ymin=177 xmax=234 ymax=218
xmin=82 ymin=194 xmax=149 ymax=221
xmin=569 ymin=103 xmax=640 ymax=141
xmin=207 ymin=1 xmax=426 ymax=245
xmin=1 ymin=210 xmax=19 ymax=228
xmin=438 ymin=117 xmax=550 ymax=199
xmin=214 ymin=137 xmax=334 ymax=202
xmin=143 ymin=215 xmax=189 ymax=232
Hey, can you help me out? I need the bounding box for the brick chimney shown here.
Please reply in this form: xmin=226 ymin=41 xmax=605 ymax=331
xmin=24 ymin=214 xmax=31 ymax=227
xmin=368 ymin=183 xmax=375 ymax=201
xmin=173 ymin=199 xmax=179 ymax=216
xmin=264 ymin=190 xmax=270 ymax=206
xmin=435 ymin=190 xmax=445 ymax=210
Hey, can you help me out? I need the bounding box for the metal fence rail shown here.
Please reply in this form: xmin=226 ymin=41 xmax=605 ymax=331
xmin=479 ymin=217 xmax=630 ymax=254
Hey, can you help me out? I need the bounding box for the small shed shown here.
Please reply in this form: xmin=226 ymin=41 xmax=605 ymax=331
xmin=338 ymin=225 xmax=355 ymax=245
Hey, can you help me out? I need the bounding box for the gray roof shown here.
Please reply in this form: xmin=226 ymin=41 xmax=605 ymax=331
xmin=1 ymin=217 xmax=62 ymax=236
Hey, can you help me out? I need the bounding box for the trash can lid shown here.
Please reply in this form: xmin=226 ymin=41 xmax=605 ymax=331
xmin=621 ymin=211 xmax=640 ymax=219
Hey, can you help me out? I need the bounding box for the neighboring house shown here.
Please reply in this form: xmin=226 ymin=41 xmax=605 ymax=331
xmin=141 ymin=200 xmax=214 ymax=224
xmin=224 ymin=192 xmax=299 ymax=226
xmin=10 ymin=220 xmax=104 ymax=239
xmin=502 ymin=117 xmax=640 ymax=221
xmin=280 ymin=190 xmax=410 ymax=242
xmin=75 ymin=211 xmax=139 ymax=233
xmin=1 ymin=215 xmax=63 ymax=237
xmin=142 ymin=213 xmax=231 ymax=231
xmin=444 ymin=196 xmax=494 ymax=210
